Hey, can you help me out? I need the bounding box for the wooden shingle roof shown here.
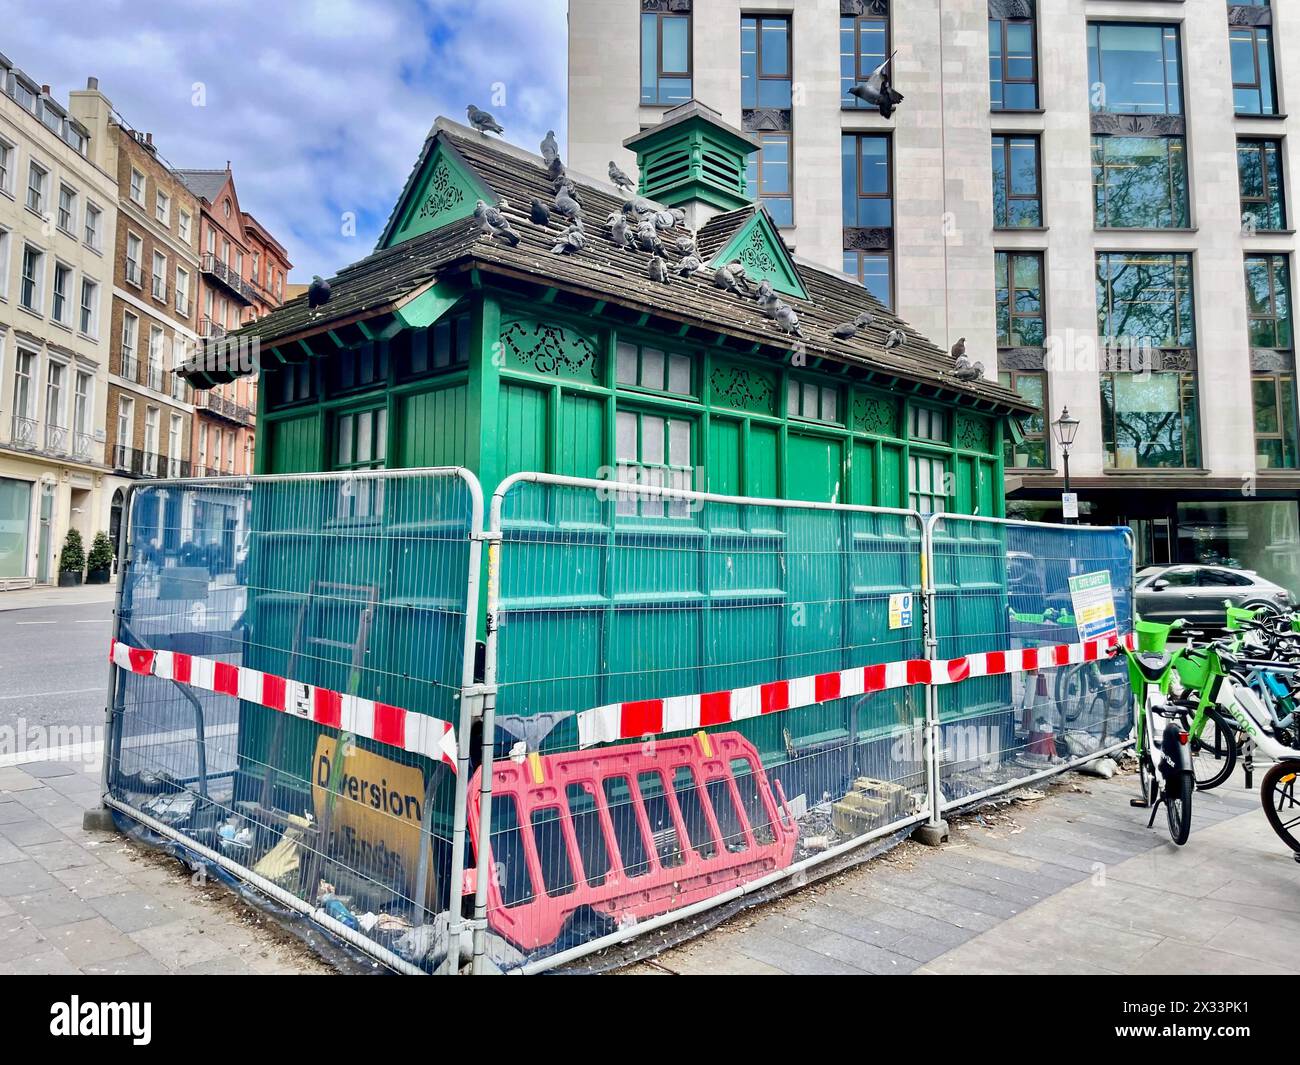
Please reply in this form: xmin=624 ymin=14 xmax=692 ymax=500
xmin=192 ymin=118 xmax=1029 ymax=415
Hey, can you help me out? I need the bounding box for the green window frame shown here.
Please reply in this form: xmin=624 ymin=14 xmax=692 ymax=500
xmin=1230 ymin=24 xmax=1277 ymax=116
xmin=615 ymin=407 xmax=694 ymax=517
xmin=786 ymin=378 xmax=840 ymax=425
xmin=998 ymin=370 xmax=1048 ymax=468
xmin=908 ymin=453 xmax=949 ymax=515
xmin=992 ymin=134 xmax=1042 ymax=228
xmin=328 ymin=340 xmax=389 ymax=396
xmin=331 ymin=404 xmax=388 ymax=519
xmin=641 ymin=10 xmax=692 ymax=106
xmin=1238 ymin=139 xmax=1287 ymax=233
xmin=400 ymin=313 xmax=471 ymax=379
xmin=989 ymin=12 xmax=1039 ymax=111
xmin=1246 ymin=254 xmax=1293 ymax=351
xmin=908 ymin=405 xmax=949 ymax=445
xmin=616 ymin=340 xmax=694 ymax=398
xmin=996 ymin=251 xmax=1045 ymax=348
xmin=840 ymin=7 xmax=889 ymax=109
xmin=266 ymin=361 xmax=316 ymax=411
xmin=1091 ymin=136 xmax=1189 ymax=229
xmin=1252 ymin=373 xmax=1299 ymax=470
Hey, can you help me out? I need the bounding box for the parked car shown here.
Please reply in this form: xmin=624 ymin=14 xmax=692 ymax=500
xmin=1135 ymin=564 xmax=1296 ymax=627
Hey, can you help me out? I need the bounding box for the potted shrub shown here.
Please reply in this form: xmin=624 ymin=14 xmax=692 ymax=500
xmin=86 ymin=531 xmax=114 ymax=585
xmin=58 ymin=529 xmax=86 ymax=587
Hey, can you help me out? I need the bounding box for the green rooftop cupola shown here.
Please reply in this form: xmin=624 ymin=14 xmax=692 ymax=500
xmin=624 ymin=100 xmax=758 ymax=229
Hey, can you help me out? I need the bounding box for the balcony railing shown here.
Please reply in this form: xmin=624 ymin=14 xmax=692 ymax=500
xmin=199 ymin=253 xmax=256 ymax=304
xmin=147 ymin=364 xmax=165 ymax=392
xmin=125 ymin=261 xmax=142 ymax=287
xmin=199 ymin=317 xmax=226 ymax=339
xmin=112 ymin=445 xmax=189 ymax=479
xmin=194 ymin=390 xmax=255 ymax=426
xmin=44 ymin=422 xmax=68 ymax=455
xmin=9 ymin=415 xmax=37 ymax=450
xmin=151 ymin=276 xmax=167 ymax=302
xmin=120 ymin=350 xmax=139 ymax=381
xmin=175 ymin=294 xmax=191 ymax=318
xmin=71 ymin=432 xmax=93 ymax=461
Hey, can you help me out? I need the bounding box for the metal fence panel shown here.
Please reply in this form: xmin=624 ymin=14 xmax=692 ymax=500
xmin=102 ymin=469 xmax=483 ymax=975
xmin=925 ymin=514 xmax=1135 ymax=811
xmin=473 ymin=474 xmax=929 ymax=972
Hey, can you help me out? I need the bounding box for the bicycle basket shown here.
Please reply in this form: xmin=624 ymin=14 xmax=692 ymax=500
xmin=1135 ymin=619 xmax=1172 ymax=652
xmin=1225 ymin=604 xmax=1258 ymax=631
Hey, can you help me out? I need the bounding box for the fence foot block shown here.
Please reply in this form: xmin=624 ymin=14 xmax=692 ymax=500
xmin=912 ymin=819 xmax=949 ymax=847
xmin=82 ymin=805 xmax=117 ymax=833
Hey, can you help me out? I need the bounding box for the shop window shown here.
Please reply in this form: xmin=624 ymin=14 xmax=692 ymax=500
xmin=1092 ymin=136 xmax=1189 ymax=229
xmin=992 ymin=134 xmax=1042 ymax=228
xmin=1176 ymin=502 xmax=1300 ymax=591
xmin=1238 ymin=139 xmax=1286 ymax=233
xmin=0 ymin=478 xmax=32 ymax=579
xmin=998 ymin=370 xmax=1048 ymax=468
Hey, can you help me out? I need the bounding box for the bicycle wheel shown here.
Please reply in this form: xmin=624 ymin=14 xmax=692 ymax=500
xmin=1165 ymin=771 xmax=1194 ymax=846
xmin=1261 ymin=760 xmax=1300 ymax=856
xmin=1189 ymin=709 xmax=1238 ymax=792
xmin=1056 ymin=664 xmax=1088 ymax=724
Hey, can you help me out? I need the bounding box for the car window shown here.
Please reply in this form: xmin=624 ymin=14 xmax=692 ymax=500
xmin=1153 ymin=567 xmax=1198 ymax=588
xmin=1199 ymin=569 xmax=1252 ymax=587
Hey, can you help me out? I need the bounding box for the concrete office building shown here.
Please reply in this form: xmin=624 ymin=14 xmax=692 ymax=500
xmin=570 ymin=0 xmax=1300 ymax=587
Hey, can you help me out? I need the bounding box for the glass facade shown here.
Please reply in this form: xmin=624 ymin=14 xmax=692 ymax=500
xmin=996 ymin=252 xmax=1045 ymax=347
xmin=1230 ymin=24 xmax=1277 ymax=116
xmin=998 ymin=370 xmax=1048 ymax=469
xmin=742 ymin=16 xmax=793 ymax=227
xmin=0 ymin=477 xmax=32 ymax=580
xmin=640 ymin=10 xmax=691 ymax=105
xmin=989 ymin=12 xmax=1038 ymax=111
xmin=1092 ymin=136 xmax=1189 ymax=229
xmin=1177 ymin=502 xmax=1300 ymax=592
xmin=992 ymin=134 xmax=1042 ymax=228
xmin=1238 ymin=139 xmax=1286 ymax=233
xmin=1100 ymin=371 xmax=1201 ymax=470
xmin=842 ymin=133 xmax=893 ymax=308
xmin=1087 ymin=23 xmax=1182 ymax=115
xmin=1252 ymin=374 xmax=1299 ymax=470
xmin=1245 ymin=254 xmax=1293 ymax=350
xmin=840 ymin=7 xmax=888 ymax=109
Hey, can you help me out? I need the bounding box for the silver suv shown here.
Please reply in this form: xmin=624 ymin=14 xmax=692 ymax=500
xmin=1135 ymin=564 xmax=1295 ymax=627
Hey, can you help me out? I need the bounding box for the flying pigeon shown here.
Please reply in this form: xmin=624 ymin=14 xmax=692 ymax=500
xmin=540 ymin=130 xmax=560 ymax=166
xmin=951 ymin=337 xmax=967 ymax=360
xmin=466 ymin=104 xmax=504 ymax=135
xmin=474 ymin=199 xmax=520 ymax=246
xmin=953 ymin=355 xmax=985 ymax=382
xmin=554 ymin=184 xmax=583 ymax=222
xmin=648 ymin=257 xmax=670 ymax=284
xmin=307 ymin=275 xmax=331 ymax=308
xmin=774 ymin=302 xmax=803 ymax=338
xmin=674 ymin=254 xmax=704 ymax=277
xmin=675 ymin=235 xmax=696 ymax=257
xmin=713 ymin=262 xmax=749 ymax=295
xmin=529 ymin=199 xmax=551 ymax=226
xmin=551 ymin=222 xmax=585 ymax=255
xmin=883 ymin=328 xmax=905 ymax=350
xmin=849 ymin=55 xmax=905 ymax=118
xmin=755 ymin=280 xmax=780 ymax=318
xmin=635 ymin=219 xmax=667 ymax=257
xmin=608 ymin=160 xmax=637 ymax=192
xmin=832 ymin=311 xmax=875 ymax=340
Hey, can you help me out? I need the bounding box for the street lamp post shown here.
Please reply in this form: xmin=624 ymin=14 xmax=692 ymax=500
xmin=1053 ymin=406 xmax=1081 ymax=524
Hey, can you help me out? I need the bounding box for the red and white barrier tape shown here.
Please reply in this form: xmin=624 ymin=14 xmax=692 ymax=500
xmin=109 ymin=640 xmax=458 ymax=771
xmin=576 ymin=632 xmax=1135 ymax=748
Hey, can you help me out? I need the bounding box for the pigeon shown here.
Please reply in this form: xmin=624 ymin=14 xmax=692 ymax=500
xmin=883 ymin=328 xmax=905 ymax=350
xmin=635 ymin=219 xmax=667 ymax=257
xmin=849 ymin=55 xmax=905 ymax=118
xmin=774 ymin=302 xmax=803 ymax=338
xmin=755 ymin=280 xmax=780 ymax=317
xmin=307 ymin=275 xmax=331 ymax=308
xmin=551 ymin=222 xmax=585 ymax=255
xmin=466 ymin=104 xmax=504 ymax=135
xmin=953 ymin=355 xmax=985 ymax=382
xmin=653 ymin=208 xmax=685 ymax=231
xmin=608 ymin=160 xmax=637 ymax=192
xmin=630 ymin=197 xmax=656 ymax=218
xmin=529 ymin=199 xmax=551 ymax=226
xmin=713 ymin=261 xmax=749 ymax=295
xmin=675 ymin=235 xmax=696 ymax=257
xmin=548 ymin=156 xmax=567 ymax=188
xmin=832 ymin=311 xmax=875 ymax=340
xmin=474 ymin=199 xmax=520 ymax=246
xmin=951 ymin=337 xmax=967 ymax=360
xmin=554 ymin=184 xmax=583 ymax=222
xmin=540 ymin=130 xmax=560 ymax=166
xmin=674 ymin=254 xmax=704 ymax=277
xmin=607 ymin=211 xmax=635 ymax=249
xmin=648 ymin=257 xmax=670 ymax=284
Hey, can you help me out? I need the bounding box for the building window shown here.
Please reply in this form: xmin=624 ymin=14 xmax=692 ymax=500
xmin=742 ymin=15 xmax=793 ymax=228
xmin=121 ymin=312 xmax=139 ymax=378
xmin=144 ymin=406 xmax=159 ymax=474
xmin=333 ymin=406 xmax=388 ymax=521
xmin=1238 ymin=139 xmax=1286 ymax=233
xmin=178 ymin=209 xmax=192 ymax=244
xmin=989 ymin=4 xmax=1038 ymax=111
xmin=1091 ymin=136 xmax=1189 ymax=229
xmin=842 ymin=133 xmax=893 ymax=309
xmin=747 ymin=132 xmax=793 ymax=227
xmin=1096 ymin=252 xmax=1199 ymax=469
xmin=51 ymin=262 xmax=71 ymax=325
xmin=909 ymin=454 xmax=948 ymax=515
xmin=615 ymin=408 xmax=693 ymax=516
xmin=787 ymin=379 xmax=840 ymax=424
xmin=0 ymin=138 xmax=12 ymax=195
xmin=125 ymin=233 xmax=142 ymax=286
xmin=147 ymin=327 xmax=165 ymax=391
xmin=640 ymin=8 xmax=692 ymax=106
xmin=175 ymin=267 xmax=190 ymax=316
xmin=84 ymin=203 xmax=101 ymax=250
xmin=155 ymin=190 xmax=170 ymax=225
xmin=992 ymin=134 xmax=1042 ymax=228
xmin=0 ymin=228 xmax=8 ymax=299
xmin=998 ymin=370 xmax=1048 ymax=468
xmin=26 ymin=160 xmax=47 ymax=214
xmin=841 ymin=4 xmax=889 ymax=109
xmin=168 ymin=414 xmax=184 ymax=477
xmin=73 ymin=371 xmax=92 ymax=447
xmin=996 ymin=252 xmax=1045 ymax=348
xmin=1245 ymin=254 xmax=1292 ymax=350
xmin=20 ymin=245 xmax=43 ymax=312
xmin=79 ymin=278 xmax=99 ymax=337
xmin=13 ymin=349 xmax=36 ymax=421
xmin=1253 ymin=374 xmax=1298 ymax=470
xmin=909 ymin=406 xmax=949 ymax=444
xmin=1088 ymin=23 xmax=1182 ymax=116
xmin=117 ymin=396 xmax=133 ymax=451
xmin=616 ymin=341 xmax=693 ymax=396
xmin=1230 ymin=24 xmax=1277 ymax=116
xmin=129 ymin=168 xmax=145 ymax=205
xmin=56 ymin=184 xmax=75 ymax=234
xmin=151 ymin=251 xmax=167 ymax=301
xmin=45 ymin=360 xmax=66 ymax=431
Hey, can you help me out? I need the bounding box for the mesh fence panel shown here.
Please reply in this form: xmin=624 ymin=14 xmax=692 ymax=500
xmin=105 ymin=470 xmax=480 ymax=973
xmin=927 ymin=515 xmax=1134 ymax=810
xmin=474 ymin=475 xmax=929 ymax=971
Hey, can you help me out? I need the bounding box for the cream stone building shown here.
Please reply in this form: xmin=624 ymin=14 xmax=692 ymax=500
xmin=0 ymin=53 xmax=117 ymax=588
xmin=570 ymin=0 xmax=1300 ymax=584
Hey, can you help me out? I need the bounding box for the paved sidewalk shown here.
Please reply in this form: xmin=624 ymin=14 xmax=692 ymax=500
xmin=0 ymin=760 xmax=330 ymax=975
xmin=622 ymin=766 xmax=1294 ymax=975
xmin=0 ymin=583 xmax=117 ymax=612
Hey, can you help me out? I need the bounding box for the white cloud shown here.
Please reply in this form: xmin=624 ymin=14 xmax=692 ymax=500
xmin=0 ymin=0 xmax=568 ymax=278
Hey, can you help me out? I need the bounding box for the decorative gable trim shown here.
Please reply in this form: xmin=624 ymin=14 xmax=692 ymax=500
xmin=709 ymin=207 xmax=808 ymax=300
xmin=378 ymin=135 xmax=496 ymax=249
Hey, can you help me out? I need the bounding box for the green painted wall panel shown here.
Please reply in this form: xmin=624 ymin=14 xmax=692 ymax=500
xmin=498 ymin=382 xmax=549 ymax=475
xmin=556 ymin=392 xmax=605 ymax=478
xmin=786 ymin=433 xmax=844 ymax=504
xmin=748 ymin=425 xmax=779 ymax=499
xmin=266 ymin=415 xmax=321 ymax=475
xmin=399 ymin=383 xmax=470 ymax=468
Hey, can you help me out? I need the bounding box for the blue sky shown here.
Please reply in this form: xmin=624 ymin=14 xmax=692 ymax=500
xmin=0 ymin=0 xmax=568 ymax=279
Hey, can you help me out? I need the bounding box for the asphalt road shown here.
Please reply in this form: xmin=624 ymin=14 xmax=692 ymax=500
xmin=0 ymin=599 xmax=114 ymax=735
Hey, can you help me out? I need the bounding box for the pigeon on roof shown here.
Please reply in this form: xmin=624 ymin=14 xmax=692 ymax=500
xmin=675 ymin=235 xmax=696 ymax=257
xmin=466 ymin=104 xmax=504 ymax=135
xmin=714 ymin=262 xmax=750 ymax=295
xmin=674 ymin=254 xmax=704 ymax=278
xmin=849 ymin=55 xmax=905 ymax=118
xmin=307 ymin=275 xmax=331 ymax=308
xmin=833 ymin=312 xmax=875 ymax=340
xmin=475 ymin=199 xmax=520 ymax=245
xmin=774 ymin=302 xmax=803 ymax=338
xmin=608 ymin=161 xmax=637 ymax=192
xmin=635 ymin=219 xmax=667 ymax=257
xmin=953 ymin=353 xmax=985 ymax=382
xmin=648 ymin=257 xmax=671 ymax=285
xmin=554 ymin=183 xmax=582 ymax=222
xmin=530 ymin=199 xmax=551 ymax=226
xmin=607 ymin=211 xmax=635 ymax=249
xmin=951 ymin=337 xmax=967 ymax=360
xmin=884 ymin=328 xmax=905 ymax=350
xmin=541 ymin=130 xmax=560 ymax=166
xmin=755 ymin=280 xmax=780 ymax=318
xmin=551 ymin=222 xmax=585 ymax=255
